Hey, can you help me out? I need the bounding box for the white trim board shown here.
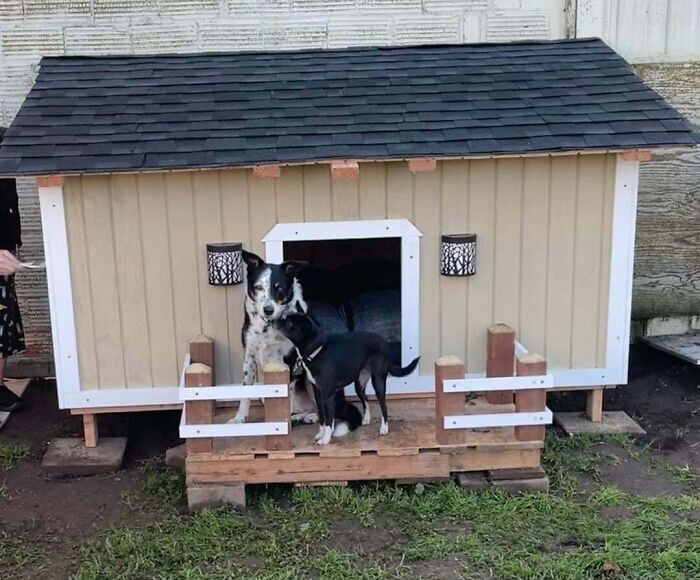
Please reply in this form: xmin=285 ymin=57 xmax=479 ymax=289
xmin=39 ymin=183 xmax=80 ymax=410
xmin=264 ymin=219 xmax=422 ymax=242
xmin=604 ymin=156 xmax=639 ymax=386
xmin=445 ymin=408 xmax=553 ymax=430
xmin=179 ymin=408 xmax=288 ymax=439
xmin=265 ymin=218 xmax=422 ymax=368
xmin=179 ymin=384 xmax=288 ymax=401
xmin=445 ymin=374 xmax=553 ymax=392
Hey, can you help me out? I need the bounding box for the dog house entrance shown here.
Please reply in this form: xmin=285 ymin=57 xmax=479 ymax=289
xmin=263 ymin=219 xmax=421 ymax=371
xmin=285 ymin=237 xmax=402 ymax=364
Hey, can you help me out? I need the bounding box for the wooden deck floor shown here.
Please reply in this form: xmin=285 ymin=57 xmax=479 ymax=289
xmin=186 ymin=397 xmax=543 ymax=485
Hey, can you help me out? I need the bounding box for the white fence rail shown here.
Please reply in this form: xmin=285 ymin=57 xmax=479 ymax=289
xmin=179 ymin=407 xmax=288 ymax=439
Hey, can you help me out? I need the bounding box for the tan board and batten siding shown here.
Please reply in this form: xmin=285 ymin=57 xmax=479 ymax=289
xmin=63 ymin=155 xmax=615 ymax=391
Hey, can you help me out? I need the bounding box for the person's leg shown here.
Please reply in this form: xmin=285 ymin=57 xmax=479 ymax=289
xmin=0 ymin=275 xmax=25 ymax=412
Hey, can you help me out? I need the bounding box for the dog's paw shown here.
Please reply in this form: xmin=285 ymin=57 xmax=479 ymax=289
xmin=291 ymin=413 xmax=306 ymax=425
xmin=303 ymin=412 xmax=319 ymax=424
xmin=228 ymin=415 xmax=246 ymax=424
xmin=362 ymin=408 xmax=371 ymax=426
xmin=314 ymin=426 xmax=332 ymax=445
xmin=379 ymin=418 xmax=389 ymax=436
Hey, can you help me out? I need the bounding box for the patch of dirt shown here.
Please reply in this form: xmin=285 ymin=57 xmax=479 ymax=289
xmin=0 ymin=379 xmax=181 ymax=579
xmin=551 ymin=344 xmax=700 ymax=476
xmin=571 ymin=441 xmax=695 ymax=497
xmin=599 ymin=454 xmax=690 ymax=497
xmin=320 ymin=516 xmax=406 ymax=557
xmin=599 ymin=506 xmax=634 ymax=522
xmin=406 ymin=556 xmax=468 ymax=579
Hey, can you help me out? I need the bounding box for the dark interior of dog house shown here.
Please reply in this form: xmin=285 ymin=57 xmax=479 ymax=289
xmin=285 ymin=237 xmax=402 ymax=363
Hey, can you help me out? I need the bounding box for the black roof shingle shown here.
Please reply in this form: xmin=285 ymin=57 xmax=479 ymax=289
xmin=0 ymin=39 xmax=697 ymax=176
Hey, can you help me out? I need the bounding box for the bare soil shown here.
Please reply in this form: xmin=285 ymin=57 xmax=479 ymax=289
xmin=0 ymin=344 xmax=698 ymax=579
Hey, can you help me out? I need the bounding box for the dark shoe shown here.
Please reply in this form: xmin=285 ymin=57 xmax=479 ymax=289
xmin=0 ymin=384 xmax=24 ymax=412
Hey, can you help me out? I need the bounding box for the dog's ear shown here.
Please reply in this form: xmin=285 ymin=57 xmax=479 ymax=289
xmin=281 ymin=260 xmax=308 ymax=278
xmin=242 ymin=250 xmax=264 ymax=272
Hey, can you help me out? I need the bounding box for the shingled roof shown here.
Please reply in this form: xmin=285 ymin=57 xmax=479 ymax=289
xmin=0 ymin=39 xmax=697 ymax=176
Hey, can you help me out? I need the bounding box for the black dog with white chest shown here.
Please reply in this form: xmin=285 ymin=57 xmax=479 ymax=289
xmin=276 ymin=312 xmax=420 ymax=445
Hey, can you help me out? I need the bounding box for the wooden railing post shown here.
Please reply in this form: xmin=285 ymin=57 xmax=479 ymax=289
xmin=435 ymin=356 xmax=466 ymax=445
xmin=515 ymin=354 xmax=547 ymax=441
xmin=185 ymin=363 xmax=213 ymax=453
xmin=263 ymin=363 xmax=291 ymax=451
xmin=190 ymin=335 xmax=215 ymax=385
xmin=486 ymin=324 xmax=515 ymax=405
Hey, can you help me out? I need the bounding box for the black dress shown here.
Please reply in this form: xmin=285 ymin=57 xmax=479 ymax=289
xmin=0 ymin=177 xmax=25 ymax=358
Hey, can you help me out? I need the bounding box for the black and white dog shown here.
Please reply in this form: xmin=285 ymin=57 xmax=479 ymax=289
xmin=276 ymin=312 xmax=420 ymax=445
xmin=230 ymin=250 xmax=317 ymax=425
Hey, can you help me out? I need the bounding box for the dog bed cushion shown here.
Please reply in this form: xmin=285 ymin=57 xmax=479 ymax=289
xmin=349 ymin=290 xmax=401 ymax=343
xmin=307 ymin=301 xmax=350 ymax=335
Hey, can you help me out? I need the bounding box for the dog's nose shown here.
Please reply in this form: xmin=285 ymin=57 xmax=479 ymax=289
xmin=263 ymin=305 xmax=274 ymax=316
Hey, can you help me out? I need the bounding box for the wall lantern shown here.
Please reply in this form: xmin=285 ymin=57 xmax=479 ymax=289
xmin=440 ymin=234 xmax=477 ymax=277
xmin=207 ymin=242 xmax=243 ymax=286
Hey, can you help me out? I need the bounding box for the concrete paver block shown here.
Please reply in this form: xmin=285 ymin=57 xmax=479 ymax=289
xmin=554 ymin=411 xmax=646 ymax=436
xmin=41 ymin=437 xmax=126 ymax=475
xmin=187 ymin=483 xmax=246 ymax=511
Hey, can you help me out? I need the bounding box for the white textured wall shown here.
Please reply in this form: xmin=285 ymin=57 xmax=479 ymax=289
xmin=0 ymin=1 xmax=569 ymax=122
xmin=577 ymin=0 xmax=700 ymax=63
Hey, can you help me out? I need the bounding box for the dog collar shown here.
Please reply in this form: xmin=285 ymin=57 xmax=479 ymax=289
xmin=296 ymin=345 xmax=323 ymax=365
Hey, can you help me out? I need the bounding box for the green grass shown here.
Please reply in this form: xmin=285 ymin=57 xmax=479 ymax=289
xmin=72 ymin=457 xmax=700 ymax=580
xmin=0 ymin=442 xmax=29 ymax=470
xmin=0 ymin=530 xmax=43 ymax=571
xmin=0 ymin=434 xmax=661 ymax=579
xmin=141 ymin=463 xmax=187 ymax=507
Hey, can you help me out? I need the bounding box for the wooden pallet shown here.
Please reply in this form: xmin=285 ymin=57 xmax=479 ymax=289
xmin=186 ymin=398 xmax=543 ymax=486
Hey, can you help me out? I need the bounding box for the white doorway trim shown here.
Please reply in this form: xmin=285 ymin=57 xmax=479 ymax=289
xmin=263 ymin=218 xmax=422 ymax=367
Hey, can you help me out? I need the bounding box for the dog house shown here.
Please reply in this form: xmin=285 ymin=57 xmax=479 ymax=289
xmin=0 ymin=39 xmax=696 ymax=497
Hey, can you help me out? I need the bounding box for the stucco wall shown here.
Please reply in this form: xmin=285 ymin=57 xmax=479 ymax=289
xmin=62 ymin=155 xmax=615 ymax=390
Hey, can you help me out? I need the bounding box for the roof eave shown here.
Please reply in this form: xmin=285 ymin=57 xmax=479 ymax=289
xmin=3 ymin=144 xmax=697 ymax=179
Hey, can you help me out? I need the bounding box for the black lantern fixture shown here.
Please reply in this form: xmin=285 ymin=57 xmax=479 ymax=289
xmin=207 ymin=242 xmax=243 ymax=286
xmin=440 ymin=234 xmax=477 ymax=277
